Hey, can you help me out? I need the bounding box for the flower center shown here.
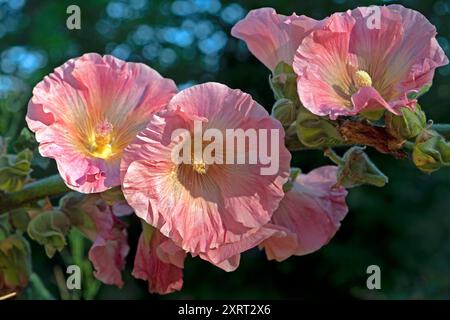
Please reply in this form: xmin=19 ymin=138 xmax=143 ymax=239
xmin=192 ymin=161 xmax=208 ymax=174
xmin=353 ymin=70 xmax=372 ymax=89
xmin=90 ymin=120 xmax=114 ymax=159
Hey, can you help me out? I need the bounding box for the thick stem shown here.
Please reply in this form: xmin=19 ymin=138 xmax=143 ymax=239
xmin=432 ymin=124 xmax=450 ymax=133
xmin=0 ymin=174 xmax=69 ymax=214
xmin=324 ymin=148 xmax=345 ymax=166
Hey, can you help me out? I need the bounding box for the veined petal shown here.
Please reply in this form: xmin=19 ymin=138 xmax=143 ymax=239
xmin=27 ymin=53 xmax=177 ymax=193
xmin=232 ymin=8 xmax=323 ymax=71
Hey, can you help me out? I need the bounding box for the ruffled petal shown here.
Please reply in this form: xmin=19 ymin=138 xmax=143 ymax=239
xmin=261 ymin=166 xmax=348 ymax=261
xmin=231 ymin=8 xmax=322 ymax=70
xmin=26 ymin=53 xmax=177 ymax=193
xmin=132 ymin=229 xmax=185 ymax=295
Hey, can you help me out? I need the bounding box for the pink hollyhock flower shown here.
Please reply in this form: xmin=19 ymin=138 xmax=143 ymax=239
xmin=293 ymin=5 xmax=449 ymax=119
xmin=121 ymin=82 xmax=291 ymax=269
xmin=64 ymin=195 xmax=129 ymax=287
xmin=133 ymin=224 xmax=185 ymax=295
xmin=231 ymin=8 xmax=324 ymax=71
xmin=26 ymin=53 xmax=177 ymax=193
xmin=261 ymin=166 xmax=348 ymax=261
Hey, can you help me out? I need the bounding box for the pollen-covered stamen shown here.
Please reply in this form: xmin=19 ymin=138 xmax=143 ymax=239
xmin=90 ymin=120 xmax=114 ymax=159
xmin=353 ymin=70 xmax=373 ymax=89
xmin=192 ymin=161 xmax=208 ymax=174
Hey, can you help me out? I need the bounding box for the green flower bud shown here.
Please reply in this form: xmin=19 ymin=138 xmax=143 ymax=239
xmin=27 ymin=211 xmax=71 ymax=258
xmin=9 ymin=208 xmax=30 ymax=232
xmin=13 ymin=128 xmax=37 ymax=153
xmin=360 ymin=108 xmax=385 ymax=121
xmin=296 ymin=107 xmax=344 ymax=148
xmin=412 ymin=130 xmax=450 ymax=174
xmin=0 ymin=234 xmax=32 ymax=293
xmin=337 ymin=146 xmax=389 ymax=188
xmin=271 ymin=98 xmax=297 ymax=128
xmin=269 ymin=62 xmax=298 ymax=102
xmin=0 ymin=148 xmax=33 ymax=192
xmin=386 ymin=105 xmax=427 ymax=140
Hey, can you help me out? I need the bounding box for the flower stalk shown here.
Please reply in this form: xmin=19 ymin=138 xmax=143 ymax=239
xmin=0 ymin=174 xmax=69 ymax=214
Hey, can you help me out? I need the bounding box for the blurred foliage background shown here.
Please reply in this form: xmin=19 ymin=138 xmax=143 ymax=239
xmin=0 ymin=0 xmax=449 ymax=299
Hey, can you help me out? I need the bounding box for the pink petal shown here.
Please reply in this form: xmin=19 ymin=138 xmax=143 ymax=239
xmin=231 ymin=8 xmax=323 ymax=71
xmin=80 ymin=196 xmax=130 ymax=287
xmin=199 ymin=225 xmax=282 ymax=272
xmin=261 ymin=166 xmax=348 ymax=261
xmin=132 ymin=229 xmax=185 ymax=295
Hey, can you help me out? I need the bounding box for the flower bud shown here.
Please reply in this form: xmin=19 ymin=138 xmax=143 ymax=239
xmin=412 ymin=130 xmax=450 ymax=174
xmin=296 ymin=107 xmax=344 ymax=148
xmin=0 ymin=234 xmax=31 ymax=294
xmin=271 ymin=98 xmax=297 ymax=128
xmin=0 ymin=148 xmax=33 ymax=192
xmin=27 ymin=210 xmax=71 ymax=258
xmin=269 ymin=62 xmax=298 ymax=102
xmin=386 ymin=105 xmax=426 ymax=140
xmin=337 ymin=146 xmax=389 ymax=188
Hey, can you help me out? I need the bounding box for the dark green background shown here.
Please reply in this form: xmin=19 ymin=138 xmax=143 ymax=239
xmin=0 ymin=0 xmax=449 ymax=299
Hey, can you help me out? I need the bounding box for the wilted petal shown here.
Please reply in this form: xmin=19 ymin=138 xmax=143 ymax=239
xmin=133 ymin=228 xmax=185 ymax=295
xmin=261 ymin=166 xmax=348 ymax=261
xmin=231 ymin=8 xmax=323 ymax=71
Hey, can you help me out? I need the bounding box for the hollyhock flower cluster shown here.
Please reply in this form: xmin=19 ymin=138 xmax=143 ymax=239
xmin=26 ymin=53 xmax=351 ymax=294
xmin=232 ymin=5 xmax=449 ymax=119
xmin=25 ymin=19 xmax=363 ymax=291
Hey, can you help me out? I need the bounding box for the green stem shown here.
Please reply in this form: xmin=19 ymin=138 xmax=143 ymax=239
xmin=29 ymin=273 xmax=55 ymax=300
xmin=324 ymin=148 xmax=345 ymax=166
xmin=0 ymin=174 xmax=69 ymax=214
xmin=432 ymin=124 xmax=450 ymax=133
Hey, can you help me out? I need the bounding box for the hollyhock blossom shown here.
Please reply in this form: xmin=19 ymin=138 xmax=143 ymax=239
xmin=293 ymin=5 xmax=449 ymax=119
xmin=133 ymin=223 xmax=185 ymax=294
xmin=26 ymin=53 xmax=177 ymax=193
xmin=61 ymin=194 xmax=129 ymax=287
xmin=231 ymin=8 xmax=324 ymax=71
xmin=261 ymin=166 xmax=348 ymax=261
xmin=121 ymin=82 xmax=291 ymax=269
